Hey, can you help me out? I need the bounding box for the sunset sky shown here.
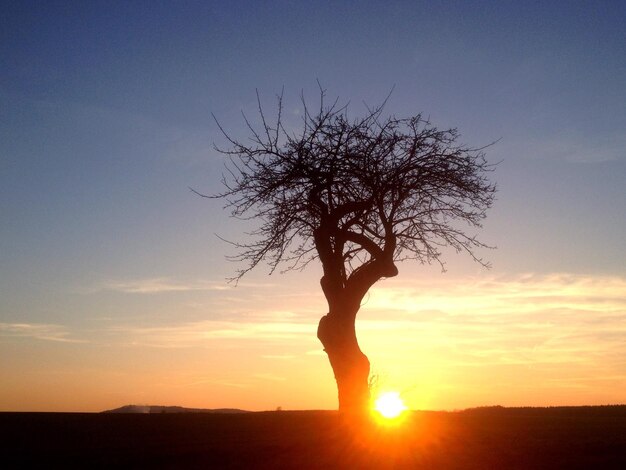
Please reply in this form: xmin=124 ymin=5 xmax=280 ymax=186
xmin=2 ymin=1 xmax=625 ymax=412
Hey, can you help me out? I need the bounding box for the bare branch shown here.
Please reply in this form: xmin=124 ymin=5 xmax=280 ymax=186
xmin=206 ymin=88 xmax=497 ymax=287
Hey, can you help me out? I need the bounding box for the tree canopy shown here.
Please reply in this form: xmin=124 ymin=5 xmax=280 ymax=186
xmin=209 ymin=89 xmax=496 ymax=288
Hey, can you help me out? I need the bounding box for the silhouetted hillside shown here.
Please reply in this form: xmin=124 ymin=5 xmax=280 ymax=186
xmin=102 ymin=404 xmax=249 ymax=414
xmin=459 ymin=404 xmax=626 ymax=416
xmin=2 ymin=406 xmax=625 ymax=468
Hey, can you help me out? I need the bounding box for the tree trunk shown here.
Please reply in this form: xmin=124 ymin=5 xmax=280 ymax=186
xmin=317 ymin=308 xmax=370 ymax=415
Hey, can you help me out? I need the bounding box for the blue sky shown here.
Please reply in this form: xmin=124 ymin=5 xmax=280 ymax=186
xmin=1 ymin=1 xmax=625 ymax=411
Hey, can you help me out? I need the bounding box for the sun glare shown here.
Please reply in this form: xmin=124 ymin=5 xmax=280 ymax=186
xmin=374 ymin=391 xmax=407 ymax=419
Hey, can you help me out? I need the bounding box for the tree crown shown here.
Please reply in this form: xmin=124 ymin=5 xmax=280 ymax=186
xmin=205 ymin=88 xmax=497 ymax=286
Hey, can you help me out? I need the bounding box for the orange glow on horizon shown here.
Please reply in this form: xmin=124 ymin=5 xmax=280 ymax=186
xmin=1 ymin=273 xmax=624 ymax=412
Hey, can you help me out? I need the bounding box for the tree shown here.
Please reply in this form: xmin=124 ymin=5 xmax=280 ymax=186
xmin=206 ymin=87 xmax=496 ymax=414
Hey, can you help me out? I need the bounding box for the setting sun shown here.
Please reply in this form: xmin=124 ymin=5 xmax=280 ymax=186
xmin=374 ymin=392 xmax=407 ymax=419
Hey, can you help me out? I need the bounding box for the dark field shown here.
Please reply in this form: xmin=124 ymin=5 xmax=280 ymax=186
xmin=2 ymin=406 xmax=626 ymax=469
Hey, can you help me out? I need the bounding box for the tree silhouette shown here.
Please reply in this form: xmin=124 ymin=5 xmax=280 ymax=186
xmin=208 ymin=87 xmax=496 ymax=414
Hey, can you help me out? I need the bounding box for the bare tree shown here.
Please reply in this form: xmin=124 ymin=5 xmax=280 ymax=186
xmin=205 ymin=87 xmax=496 ymax=414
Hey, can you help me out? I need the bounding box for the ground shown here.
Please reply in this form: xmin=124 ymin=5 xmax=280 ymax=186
xmin=1 ymin=406 xmax=625 ymax=468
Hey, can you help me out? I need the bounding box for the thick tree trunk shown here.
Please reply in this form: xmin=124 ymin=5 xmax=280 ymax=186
xmin=317 ymin=309 xmax=370 ymax=415
xmin=313 ymin=224 xmax=397 ymax=414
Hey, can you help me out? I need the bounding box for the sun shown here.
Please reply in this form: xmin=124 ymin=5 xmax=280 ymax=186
xmin=373 ymin=391 xmax=407 ymax=419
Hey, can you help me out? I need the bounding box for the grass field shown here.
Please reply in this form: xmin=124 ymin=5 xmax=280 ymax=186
xmin=2 ymin=406 xmax=625 ymax=468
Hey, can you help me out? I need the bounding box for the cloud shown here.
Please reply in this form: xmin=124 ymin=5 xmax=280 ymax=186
xmin=97 ymin=273 xmax=626 ymax=372
xmin=107 ymin=319 xmax=317 ymax=349
xmin=261 ymin=354 xmax=297 ymax=360
xmin=184 ymin=378 xmax=250 ymax=388
xmin=97 ymin=278 xmax=232 ymax=294
xmin=366 ymin=273 xmax=626 ymax=317
xmin=359 ymin=273 xmax=626 ymax=369
xmin=0 ymin=323 xmax=86 ymax=343
xmin=252 ymin=373 xmax=287 ymax=382
xmin=90 ymin=277 xmax=280 ymax=295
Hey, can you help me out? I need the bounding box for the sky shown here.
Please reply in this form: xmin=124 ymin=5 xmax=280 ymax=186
xmin=1 ymin=0 xmax=625 ymax=412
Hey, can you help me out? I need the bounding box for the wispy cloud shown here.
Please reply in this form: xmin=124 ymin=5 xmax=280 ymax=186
xmin=184 ymin=378 xmax=250 ymax=388
xmin=0 ymin=323 xmax=87 ymax=343
xmin=97 ymin=278 xmax=232 ymax=294
xmin=261 ymin=354 xmax=297 ymax=360
xmin=360 ymin=273 xmax=626 ymax=370
xmin=366 ymin=273 xmax=626 ymax=316
xmin=97 ymin=273 xmax=626 ymax=369
xmin=107 ymin=319 xmax=317 ymax=348
xmin=345 ymin=273 xmax=626 ymax=407
xmin=90 ymin=277 xmax=280 ymax=294
xmin=253 ymin=373 xmax=287 ymax=382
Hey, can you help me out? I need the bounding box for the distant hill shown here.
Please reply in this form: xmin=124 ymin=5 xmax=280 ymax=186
xmin=102 ymin=405 xmax=249 ymax=414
